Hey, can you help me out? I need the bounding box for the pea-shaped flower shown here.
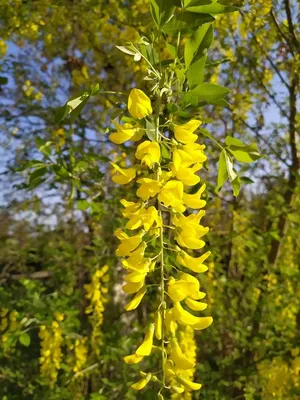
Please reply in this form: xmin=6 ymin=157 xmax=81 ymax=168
xmin=135 ymin=141 xmax=161 ymax=168
xmin=128 ymin=89 xmax=153 ymax=119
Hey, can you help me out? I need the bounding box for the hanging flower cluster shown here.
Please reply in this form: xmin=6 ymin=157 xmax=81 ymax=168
xmin=170 ymin=326 xmax=197 ymax=400
xmin=39 ymin=312 xmax=64 ymax=385
xmin=109 ymin=88 xmax=212 ymax=396
xmin=84 ymin=265 xmax=109 ymax=356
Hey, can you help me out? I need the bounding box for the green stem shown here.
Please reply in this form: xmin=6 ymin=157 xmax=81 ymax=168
xmin=155 ymin=94 xmax=166 ymax=392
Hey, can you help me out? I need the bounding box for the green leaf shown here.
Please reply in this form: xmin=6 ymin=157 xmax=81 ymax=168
xmin=55 ymin=92 xmax=90 ymax=123
xmin=184 ymin=0 xmax=213 ymax=6
xmin=116 ymin=45 xmax=136 ymax=56
xmin=225 ymin=136 xmax=261 ymax=162
xmin=77 ymin=200 xmax=90 ymax=211
xmin=232 ymin=175 xmax=241 ymax=197
xmin=184 ymin=83 xmax=230 ymax=105
xmin=19 ymin=333 xmax=31 ymax=347
xmin=145 ymin=121 xmax=156 ymax=141
xmin=240 ymin=176 xmax=254 ymax=184
xmin=184 ymin=23 xmax=213 ymax=68
xmin=224 ymin=151 xmax=237 ymax=182
xmin=29 ymin=167 xmax=48 ymax=188
xmin=162 ymin=11 xmax=215 ymax=35
xmin=186 ymin=3 xmax=238 ymax=14
xmin=166 ymin=42 xmax=176 ymax=58
xmin=187 ymin=55 xmax=207 ymax=87
xmin=149 ymin=0 xmax=179 ymax=26
xmin=217 ymin=150 xmax=228 ymax=190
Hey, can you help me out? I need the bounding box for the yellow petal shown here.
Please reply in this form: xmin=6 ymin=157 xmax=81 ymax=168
xmin=111 ymin=163 xmax=136 ymax=185
xmin=168 ymin=280 xmax=198 ymax=302
xmin=122 ymin=281 xmax=144 ymax=294
xmin=176 ymin=250 xmax=211 ymax=273
xmin=155 ymin=310 xmax=162 ymax=340
xmin=135 ymin=141 xmax=160 ymax=167
xmin=170 ymin=338 xmax=195 ymax=369
xmin=177 ymin=376 xmax=202 ymax=391
xmin=174 ymin=120 xmax=201 ymax=144
xmin=172 ymin=302 xmax=201 ymax=326
xmin=131 ymin=373 xmax=152 ymax=390
xmin=123 ymin=354 xmax=144 ymax=364
xmin=124 ymin=271 xmax=146 ymax=283
xmin=125 ymin=286 xmax=147 ymax=311
xmin=128 ymin=89 xmax=152 ymax=119
xmin=136 ymin=178 xmax=162 ymax=200
xmin=185 ymin=297 xmax=207 ymax=311
xmin=136 ymin=324 xmax=155 ymax=356
xmin=192 ymin=316 xmax=213 ymax=330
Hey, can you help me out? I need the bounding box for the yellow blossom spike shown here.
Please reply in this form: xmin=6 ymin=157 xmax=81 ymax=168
xmin=135 ymin=141 xmax=160 ymax=168
xmin=109 ymin=121 xmax=138 ymax=144
xmin=128 ymin=89 xmax=152 ymax=119
xmin=183 ymin=184 xmax=207 ymax=209
xmin=122 ymin=281 xmax=144 ymax=294
xmin=170 ymin=338 xmax=195 ymax=369
xmin=174 ymin=120 xmax=202 ymax=144
xmin=124 ymin=271 xmax=146 ymax=283
xmin=125 ymin=286 xmax=147 ymax=311
xmin=136 ymin=324 xmax=155 ymax=356
xmin=136 ymin=178 xmax=162 ymax=200
xmin=155 ymin=310 xmax=162 ymax=340
xmin=158 ymin=180 xmax=186 ymax=213
xmin=131 ymin=373 xmax=152 ymax=390
xmin=176 ymin=250 xmax=211 ymax=273
xmin=111 ymin=163 xmax=136 ymax=185
xmin=123 ymin=353 xmax=144 ymax=364
xmin=185 ymin=297 xmax=207 ymax=311
xmin=177 ymin=376 xmax=202 ymax=391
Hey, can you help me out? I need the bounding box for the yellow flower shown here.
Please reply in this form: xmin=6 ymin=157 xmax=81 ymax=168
xmin=136 ymin=178 xmax=162 ymax=200
xmin=173 ymin=211 xmax=209 ymax=250
xmin=183 ymin=184 xmax=206 ymax=209
xmin=115 ymin=229 xmax=143 ymax=256
xmin=125 ymin=286 xmax=147 ymax=311
xmin=122 ymin=281 xmax=144 ymax=294
xmin=172 ymin=150 xmax=202 ymax=186
xmin=185 ymin=297 xmax=207 ymax=311
xmin=158 ymin=180 xmax=185 ymax=213
xmin=126 ymin=206 xmax=162 ymax=231
xmin=176 ymin=250 xmax=211 ymax=273
xmin=135 ymin=141 xmax=161 ymax=167
xmin=111 ymin=163 xmax=136 ymax=185
xmin=120 ymin=199 xmax=141 ymax=217
xmin=124 ymin=354 xmax=144 ymax=364
xmin=131 ymin=373 xmax=152 ymax=390
xmin=174 ymin=120 xmax=202 ymax=144
xmin=155 ymin=310 xmax=162 ymax=340
xmin=172 ymin=302 xmax=212 ymax=330
xmin=177 ymin=376 xmax=202 ymax=391
xmin=165 ymin=309 xmax=178 ymax=335
xmin=128 ymin=88 xmax=152 ymax=119
xmin=168 ymin=277 xmax=198 ymax=302
xmin=182 ymin=143 xmax=207 ymax=164
xmin=109 ymin=121 xmax=142 ymax=144
xmin=136 ymin=324 xmax=155 ymax=356
xmin=170 ymin=338 xmax=195 ymax=370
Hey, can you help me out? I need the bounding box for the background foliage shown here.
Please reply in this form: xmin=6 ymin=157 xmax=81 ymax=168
xmin=0 ymin=0 xmax=299 ymax=399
